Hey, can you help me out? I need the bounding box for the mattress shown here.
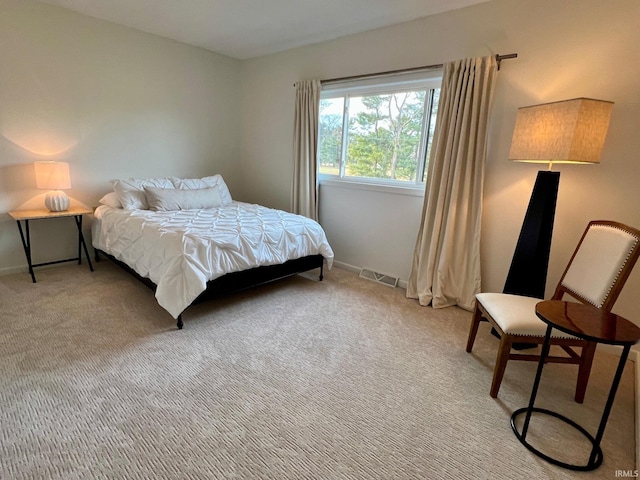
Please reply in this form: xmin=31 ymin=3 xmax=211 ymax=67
xmin=92 ymin=202 xmax=334 ymax=318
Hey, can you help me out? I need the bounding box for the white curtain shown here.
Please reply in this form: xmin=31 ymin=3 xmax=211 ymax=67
xmin=292 ymin=79 xmax=321 ymax=220
xmin=406 ymin=56 xmax=498 ymax=311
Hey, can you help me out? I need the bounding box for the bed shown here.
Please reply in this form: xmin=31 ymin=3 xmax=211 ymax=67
xmin=91 ymin=175 xmax=334 ymax=329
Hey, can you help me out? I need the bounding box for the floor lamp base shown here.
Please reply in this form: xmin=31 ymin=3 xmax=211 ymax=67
xmin=503 ymin=170 xmax=560 ymax=298
xmin=497 ymin=170 xmax=560 ymax=349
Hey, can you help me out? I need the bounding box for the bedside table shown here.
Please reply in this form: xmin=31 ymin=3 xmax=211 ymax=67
xmin=8 ymin=207 xmax=95 ymax=283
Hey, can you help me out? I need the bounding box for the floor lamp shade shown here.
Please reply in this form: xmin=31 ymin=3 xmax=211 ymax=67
xmin=509 ymin=98 xmax=613 ymax=167
xmin=34 ymin=161 xmax=72 ymax=212
xmin=504 ymin=98 xmax=613 ymax=298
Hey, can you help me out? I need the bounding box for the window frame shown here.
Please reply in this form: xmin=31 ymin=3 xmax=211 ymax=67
xmin=317 ymin=70 xmax=442 ymax=192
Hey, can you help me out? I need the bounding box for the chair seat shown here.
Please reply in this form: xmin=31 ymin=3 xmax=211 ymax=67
xmin=476 ymin=293 xmax=578 ymax=339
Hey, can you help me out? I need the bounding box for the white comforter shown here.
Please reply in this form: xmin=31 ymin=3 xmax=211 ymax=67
xmin=92 ymin=202 xmax=334 ymax=318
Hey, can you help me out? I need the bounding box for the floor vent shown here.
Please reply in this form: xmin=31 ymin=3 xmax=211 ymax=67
xmin=359 ymin=268 xmax=399 ymax=288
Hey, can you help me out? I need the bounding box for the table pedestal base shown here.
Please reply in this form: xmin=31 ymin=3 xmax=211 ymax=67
xmin=511 ymin=407 xmax=602 ymax=471
xmin=512 ymin=301 xmax=640 ymax=471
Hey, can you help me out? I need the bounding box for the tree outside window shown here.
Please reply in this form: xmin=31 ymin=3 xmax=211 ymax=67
xmin=318 ymin=77 xmax=440 ymax=186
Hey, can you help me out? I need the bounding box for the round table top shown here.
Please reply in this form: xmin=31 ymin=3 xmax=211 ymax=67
xmin=535 ymin=300 xmax=640 ymax=346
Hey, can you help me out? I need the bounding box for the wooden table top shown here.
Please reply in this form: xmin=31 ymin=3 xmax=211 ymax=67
xmin=8 ymin=206 xmax=93 ymax=221
xmin=536 ymin=300 xmax=640 ymax=346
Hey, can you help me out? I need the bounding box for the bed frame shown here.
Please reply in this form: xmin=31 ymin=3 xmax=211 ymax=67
xmin=95 ymin=249 xmax=324 ymax=329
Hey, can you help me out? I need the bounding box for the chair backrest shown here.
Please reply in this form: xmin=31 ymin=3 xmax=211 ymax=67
xmin=552 ymin=220 xmax=640 ymax=311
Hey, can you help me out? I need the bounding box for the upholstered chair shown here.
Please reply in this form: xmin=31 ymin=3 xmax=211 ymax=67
xmin=466 ymin=220 xmax=640 ymax=403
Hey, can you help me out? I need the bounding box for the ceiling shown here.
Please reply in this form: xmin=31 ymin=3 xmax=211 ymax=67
xmin=38 ymin=0 xmax=489 ymax=60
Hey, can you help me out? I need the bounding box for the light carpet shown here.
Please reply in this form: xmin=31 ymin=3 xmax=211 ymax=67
xmin=0 ymin=261 xmax=635 ymax=479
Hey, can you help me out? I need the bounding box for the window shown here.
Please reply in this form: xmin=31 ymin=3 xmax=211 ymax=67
xmin=318 ymin=71 xmax=441 ymax=187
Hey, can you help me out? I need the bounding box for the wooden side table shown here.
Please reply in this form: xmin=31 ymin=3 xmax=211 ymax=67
xmin=511 ymin=300 xmax=640 ymax=471
xmin=8 ymin=207 xmax=95 ymax=283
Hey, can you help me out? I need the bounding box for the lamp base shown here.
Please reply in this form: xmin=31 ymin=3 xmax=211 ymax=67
xmin=45 ymin=190 xmax=70 ymax=212
xmin=503 ymin=170 xmax=560 ymax=298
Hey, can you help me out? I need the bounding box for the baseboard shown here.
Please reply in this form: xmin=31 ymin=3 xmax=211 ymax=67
xmin=0 ymin=265 xmax=27 ymax=276
xmin=331 ymin=260 xmax=360 ymax=274
xmin=0 ymin=262 xmax=80 ymax=277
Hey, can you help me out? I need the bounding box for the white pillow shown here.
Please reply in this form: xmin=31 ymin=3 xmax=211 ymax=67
xmin=170 ymin=175 xmax=232 ymax=205
xmin=111 ymin=177 xmax=174 ymax=210
xmin=144 ymin=186 xmax=223 ymax=211
xmin=98 ymin=192 xmax=122 ymax=209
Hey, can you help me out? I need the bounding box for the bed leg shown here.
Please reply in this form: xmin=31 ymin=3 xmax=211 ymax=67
xmin=319 ymin=264 xmax=324 ymax=281
xmin=177 ymin=315 xmax=183 ymax=330
xmin=94 ymin=249 xmax=100 ymax=262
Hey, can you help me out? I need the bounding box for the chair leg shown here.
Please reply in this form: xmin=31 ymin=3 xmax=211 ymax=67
xmin=490 ymin=333 xmax=514 ymax=398
xmin=466 ymin=305 xmax=483 ymax=353
xmin=575 ymin=341 xmax=597 ymax=403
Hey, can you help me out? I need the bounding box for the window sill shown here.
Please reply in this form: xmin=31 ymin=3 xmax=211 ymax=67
xmin=319 ymin=176 xmax=425 ymax=197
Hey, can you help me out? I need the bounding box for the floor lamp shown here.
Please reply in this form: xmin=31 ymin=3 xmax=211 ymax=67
xmin=504 ymin=98 xmax=614 ymax=299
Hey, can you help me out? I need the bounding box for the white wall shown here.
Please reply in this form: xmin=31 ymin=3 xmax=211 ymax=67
xmin=319 ymin=183 xmax=423 ymax=280
xmin=238 ymin=0 xmax=640 ymax=323
xmin=0 ymin=0 xmax=241 ymax=272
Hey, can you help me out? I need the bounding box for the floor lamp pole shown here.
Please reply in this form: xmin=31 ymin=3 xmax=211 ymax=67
xmin=503 ymin=170 xmax=560 ymax=298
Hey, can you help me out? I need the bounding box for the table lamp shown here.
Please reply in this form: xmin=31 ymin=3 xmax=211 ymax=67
xmin=504 ymin=98 xmax=613 ymax=298
xmin=34 ymin=161 xmax=72 ymax=212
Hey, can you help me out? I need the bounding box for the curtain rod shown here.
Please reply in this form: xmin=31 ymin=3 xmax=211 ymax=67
xmin=311 ymin=53 xmax=517 ymax=86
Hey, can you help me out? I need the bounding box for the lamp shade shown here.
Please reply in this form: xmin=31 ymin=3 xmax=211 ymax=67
xmin=34 ymin=161 xmax=71 ymax=190
xmin=34 ymin=161 xmax=71 ymax=211
xmin=508 ymin=98 xmax=613 ymax=164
